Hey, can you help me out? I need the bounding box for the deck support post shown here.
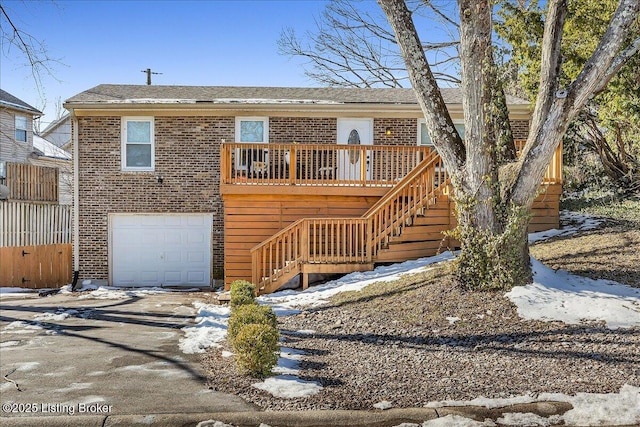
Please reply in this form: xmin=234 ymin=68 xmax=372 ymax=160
xmin=302 ymin=272 xmax=309 ymax=290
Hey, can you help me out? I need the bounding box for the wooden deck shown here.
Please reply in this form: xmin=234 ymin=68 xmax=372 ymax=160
xmin=221 ymin=141 xmax=562 ymax=293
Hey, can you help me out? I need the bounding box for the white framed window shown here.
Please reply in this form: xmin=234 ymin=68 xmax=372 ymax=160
xmin=15 ymin=115 xmax=28 ymax=142
xmin=235 ymin=117 xmax=269 ymax=143
xmin=417 ymin=119 xmax=465 ymax=146
xmin=121 ymin=117 xmax=154 ymax=171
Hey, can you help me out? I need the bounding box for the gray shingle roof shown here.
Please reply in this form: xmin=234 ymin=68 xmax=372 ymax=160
xmin=65 ymin=84 xmax=529 ymax=106
xmin=0 ymin=89 xmax=42 ymax=114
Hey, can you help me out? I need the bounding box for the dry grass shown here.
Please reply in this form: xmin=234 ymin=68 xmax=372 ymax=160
xmin=531 ymin=197 xmax=640 ymax=287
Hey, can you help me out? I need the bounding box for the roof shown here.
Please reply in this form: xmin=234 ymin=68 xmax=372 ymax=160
xmin=33 ymin=135 xmax=72 ymax=160
xmin=65 ymin=84 xmax=529 ymax=107
xmin=0 ymin=89 xmax=42 ymax=115
xmin=41 ymin=113 xmax=70 ymax=136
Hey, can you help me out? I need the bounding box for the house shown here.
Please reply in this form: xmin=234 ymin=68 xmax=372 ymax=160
xmin=0 ymin=88 xmax=43 ymax=180
xmin=40 ymin=113 xmax=72 ymax=151
xmin=1 ymin=89 xmax=70 ymax=204
xmin=64 ymin=84 xmax=561 ymax=292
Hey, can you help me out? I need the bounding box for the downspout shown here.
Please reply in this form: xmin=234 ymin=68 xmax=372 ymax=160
xmin=71 ymin=113 xmax=80 ymax=290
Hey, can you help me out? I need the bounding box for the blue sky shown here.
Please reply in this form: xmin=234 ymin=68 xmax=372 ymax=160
xmin=1 ymin=0 xmax=333 ymax=127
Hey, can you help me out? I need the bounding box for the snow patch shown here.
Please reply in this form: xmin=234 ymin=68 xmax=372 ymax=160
xmin=506 ymin=258 xmax=640 ymax=329
xmin=252 ymin=375 xmax=322 ymax=399
xmin=373 ymin=400 xmax=394 ymax=410
xmin=422 ymin=415 xmax=496 ymax=426
xmin=179 ymin=303 xmax=230 ymax=354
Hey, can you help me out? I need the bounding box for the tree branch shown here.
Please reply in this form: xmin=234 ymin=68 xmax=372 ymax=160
xmin=378 ymin=0 xmax=465 ymax=176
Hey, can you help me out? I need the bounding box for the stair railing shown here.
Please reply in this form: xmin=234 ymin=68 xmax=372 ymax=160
xmin=250 ymin=151 xmax=450 ymax=293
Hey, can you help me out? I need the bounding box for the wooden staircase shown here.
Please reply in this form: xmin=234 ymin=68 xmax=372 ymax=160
xmin=250 ymin=150 xmax=453 ymax=295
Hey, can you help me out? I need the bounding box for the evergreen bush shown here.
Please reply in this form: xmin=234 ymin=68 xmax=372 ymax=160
xmin=229 ymin=280 xmax=256 ymax=307
xmin=233 ymin=323 xmax=279 ymax=377
xmin=227 ymin=303 xmax=277 ymax=345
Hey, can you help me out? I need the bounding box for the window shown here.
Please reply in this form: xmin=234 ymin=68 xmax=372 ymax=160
xmin=121 ymin=117 xmax=154 ymax=171
xmin=235 ymin=117 xmax=269 ymax=143
xmin=15 ymin=115 xmax=28 ymax=142
xmin=0 ymin=161 xmax=6 ymax=178
xmin=418 ymin=119 xmax=465 ymax=146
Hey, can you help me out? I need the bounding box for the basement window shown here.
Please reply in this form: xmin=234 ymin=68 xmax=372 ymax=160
xmin=121 ymin=117 xmax=154 ymax=171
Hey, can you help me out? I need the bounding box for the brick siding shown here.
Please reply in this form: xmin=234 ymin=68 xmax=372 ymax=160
xmin=77 ymin=116 xmax=233 ymax=281
xmin=269 ymin=117 xmax=336 ymax=144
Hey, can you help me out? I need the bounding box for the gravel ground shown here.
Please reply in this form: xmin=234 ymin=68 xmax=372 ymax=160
xmin=203 ymin=267 xmax=640 ymax=410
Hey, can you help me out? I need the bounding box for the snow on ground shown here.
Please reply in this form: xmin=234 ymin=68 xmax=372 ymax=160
xmin=176 ymin=210 xmax=638 ymax=417
xmin=179 ymin=302 xmax=230 ymax=354
xmin=257 ymin=252 xmax=455 ymax=312
xmin=424 ymin=384 xmax=640 ymax=427
xmin=528 ymin=210 xmax=604 ymax=244
xmin=252 ymin=346 xmax=322 ymax=398
xmin=506 ymin=258 xmax=640 ymax=329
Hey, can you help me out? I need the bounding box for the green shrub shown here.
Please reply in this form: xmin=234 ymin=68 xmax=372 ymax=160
xmin=229 ymin=280 xmax=257 ymax=307
xmin=227 ymin=304 xmax=278 ymax=345
xmin=233 ymin=323 xmax=280 ymax=377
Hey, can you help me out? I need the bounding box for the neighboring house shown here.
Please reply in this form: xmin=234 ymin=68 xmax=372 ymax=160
xmin=0 ymin=88 xmax=42 ymax=179
xmin=40 ymin=113 xmax=72 ymax=151
xmin=64 ymin=84 xmax=562 ymax=291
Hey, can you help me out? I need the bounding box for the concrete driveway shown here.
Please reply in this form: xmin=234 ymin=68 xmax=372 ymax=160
xmin=0 ymin=289 xmax=257 ymax=420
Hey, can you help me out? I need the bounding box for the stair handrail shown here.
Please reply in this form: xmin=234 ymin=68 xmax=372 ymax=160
xmin=250 ymin=151 xmax=450 ymax=291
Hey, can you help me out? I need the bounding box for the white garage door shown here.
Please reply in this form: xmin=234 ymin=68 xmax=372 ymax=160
xmin=111 ymin=214 xmax=212 ymax=287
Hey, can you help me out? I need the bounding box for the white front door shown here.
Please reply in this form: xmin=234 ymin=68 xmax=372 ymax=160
xmin=110 ymin=214 xmax=212 ymax=287
xmin=337 ymin=118 xmax=373 ymax=181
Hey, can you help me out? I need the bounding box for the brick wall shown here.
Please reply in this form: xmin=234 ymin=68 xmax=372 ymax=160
xmin=269 ymin=117 xmax=336 ymax=144
xmin=77 ymin=115 xmax=233 ymax=281
xmin=374 ymin=118 xmax=417 ymax=146
xmin=510 ymin=120 xmax=530 ymax=140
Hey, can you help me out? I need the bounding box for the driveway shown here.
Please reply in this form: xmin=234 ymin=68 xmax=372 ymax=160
xmin=0 ymin=289 xmax=257 ymax=419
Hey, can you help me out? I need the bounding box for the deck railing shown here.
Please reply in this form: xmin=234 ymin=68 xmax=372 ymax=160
xmin=222 ymin=140 xmax=561 ymax=187
xmin=221 ymin=143 xmax=433 ymax=187
xmin=251 ymin=151 xmax=446 ymax=293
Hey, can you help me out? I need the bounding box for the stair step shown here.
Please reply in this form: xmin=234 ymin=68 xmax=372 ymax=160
xmin=390 ymin=224 xmax=450 ymax=243
xmin=375 ymin=240 xmax=445 ymax=262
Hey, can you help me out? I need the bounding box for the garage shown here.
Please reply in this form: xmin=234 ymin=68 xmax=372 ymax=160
xmin=110 ymin=214 xmax=212 ymax=287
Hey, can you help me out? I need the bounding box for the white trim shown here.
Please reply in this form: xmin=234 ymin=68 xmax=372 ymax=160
xmin=417 ymin=118 xmax=465 ymax=146
xmin=234 ymin=116 xmax=269 ymax=143
xmin=121 ymin=116 xmax=155 ymax=171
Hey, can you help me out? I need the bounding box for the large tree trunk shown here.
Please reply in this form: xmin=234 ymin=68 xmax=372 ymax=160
xmin=379 ymin=0 xmax=640 ymax=290
xmin=453 ymin=0 xmax=532 ymax=289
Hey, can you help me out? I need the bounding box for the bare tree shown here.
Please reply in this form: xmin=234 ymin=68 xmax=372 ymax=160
xmin=0 ymin=2 xmax=61 ymax=102
xmin=278 ymin=0 xmax=460 ymax=87
xmin=378 ymin=0 xmax=640 ymax=289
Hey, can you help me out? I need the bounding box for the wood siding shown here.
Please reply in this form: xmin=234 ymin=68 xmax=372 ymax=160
xmin=224 ymin=184 xmax=561 ymax=288
xmin=224 ymin=194 xmax=380 ymax=286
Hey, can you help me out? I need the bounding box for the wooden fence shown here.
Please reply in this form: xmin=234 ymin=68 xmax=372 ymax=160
xmin=0 ymin=201 xmax=73 ymax=288
xmin=4 ymin=162 xmax=59 ymax=203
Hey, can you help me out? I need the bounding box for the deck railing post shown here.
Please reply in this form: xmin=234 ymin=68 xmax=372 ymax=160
xmin=289 ymin=146 xmax=297 ymax=185
xmin=301 ymin=220 xmax=309 ymax=263
xmin=360 ymin=147 xmax=366 ymax=186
